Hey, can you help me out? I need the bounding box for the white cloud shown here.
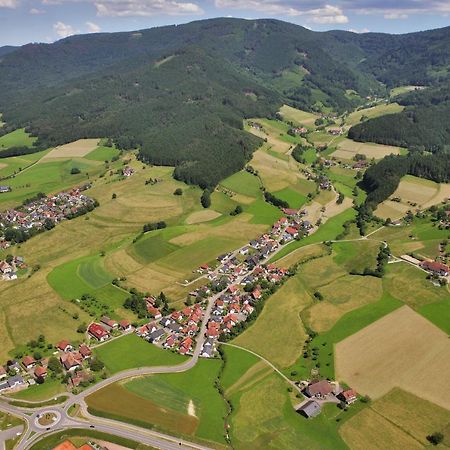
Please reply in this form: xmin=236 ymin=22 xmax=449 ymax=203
xmin=384 ymin=12 xmax=408 ymax=19
xmin=29 ymin=7 xmax=45 ymax=13
xmin=0 ymin=0 xmax=18 ymax=8
xmin=86 ymin=21 xmax=101 ymax=32
xmin=348 ymin=27 xmax=370 ymax=33
xmin=307 ymin=5 xmax=348 ymax=24
xmin=53 ymin=21 xmax=77 ymax=38
xmin=215 ymin=1 xmax=348 ymax=23
xmin=95 ymin=0 xmax=203 ymax=17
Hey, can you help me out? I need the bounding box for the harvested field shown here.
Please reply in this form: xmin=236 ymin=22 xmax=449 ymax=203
xmin=279 ymin=105 xmax=320 ymax=127
xmin=332 ymin=138 xmax=401 ymax=160
xmin=345 ymin=103 xmax=404 ymax=127
xmin=374 ymin=200 xmax=410 ymax=220
xmin=340 ymin=388 xmax=450 ymax=450
xmin=339 ymin=408 xmax=422 ymax=450
xmin=273 ymin=243 xmax=329 ymax=268
xmin=336 ymin=306 xmax=450 ymax=409
xmin=185 ymin=210 xmax=221 ymax=224
xmin=375 ymin=176 xmax=450 ymax=219
xmin=42 ymin=139 xmax=100 ymax=159
xmin=0 ymin=163 xmax=6 ymax=170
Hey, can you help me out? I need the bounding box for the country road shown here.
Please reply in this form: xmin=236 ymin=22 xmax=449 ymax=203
xmin=0 ymin=187 xmax=345 ymax=450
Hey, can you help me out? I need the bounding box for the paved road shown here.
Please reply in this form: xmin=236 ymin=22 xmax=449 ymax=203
xmin=0 ymin=425 xmax=23 ymax=450
xmin=0 ymin=195 xmax=345 ymax=449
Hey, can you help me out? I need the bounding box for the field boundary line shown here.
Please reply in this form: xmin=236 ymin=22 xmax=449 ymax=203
xmin=219 ymin=342 xmax=302 ymax=393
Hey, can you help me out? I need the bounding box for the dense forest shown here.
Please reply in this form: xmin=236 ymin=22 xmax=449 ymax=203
xmin=348 ymin=83 xmax=450 ymax=152
xmin=0 ymin=18 xmax=449 ymax=188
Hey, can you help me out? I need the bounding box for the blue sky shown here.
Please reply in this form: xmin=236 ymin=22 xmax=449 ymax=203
xmin=1 ymin=0 xmax=449 ymax=46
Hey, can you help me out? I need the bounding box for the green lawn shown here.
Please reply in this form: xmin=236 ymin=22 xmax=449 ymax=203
xmin=47 ymin=254 xmax=128 ymax=317
xmin=220 ymin=345 xmax=260 ymax=391
xmin=220 ymin=171 xmax=262 ymax=197
xmin=9 ymin=378 xmax=66 ymax=401
xmin=0 ymin=128 xmax=36 ymax=149
xmin=78 ymin=256 xmax=114 ymax=289
xmin=131 ymin=230 xmax=181 ymax=265
xmin=274 ymin=187 xmax=307 ymax=209
xmin=84 ymin=145 xmax=120 ymax=161
xmin=0 ymin=148 xmax=49 ymax=179
xmin=332 ymin=240 xmax=379 ymax=273
xmin=94 ymin=334 xmax=185 ymax=373
xmin=245 ymin=198 xmax=282 ymax=225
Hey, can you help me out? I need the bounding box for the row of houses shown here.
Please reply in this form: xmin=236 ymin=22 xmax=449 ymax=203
xmin=0 ymin=185 xmax=95 ymax=239
xmin=134 ymin=302 xmax=206 ymax=355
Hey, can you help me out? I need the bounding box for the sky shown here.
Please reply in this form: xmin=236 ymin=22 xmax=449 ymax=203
xmin=0 ymin=0 xmax=449 ymax=46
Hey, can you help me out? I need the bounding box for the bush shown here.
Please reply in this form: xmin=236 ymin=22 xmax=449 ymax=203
xmin=426 ymin=433 xmax=444 ymax=446
xmin=173 ymin=188 xmax=183 ymax=196
xmin=70 ymin=167 xmax=81 ymax=175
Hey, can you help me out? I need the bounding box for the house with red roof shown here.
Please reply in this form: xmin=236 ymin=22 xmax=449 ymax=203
xmin=100 ymin=316 xmax=118 ymax=329
xmin=88 ymin=323 xmax=110 ymax=342
xmin=252 ymin=289 xmax=262 ymax=300
xmin=22 ymin=355 xmax=36 ymax=370
xmin=34 ymin=366 xmax=47 ymax=379
xmin=60 ymin=353 xmax=82 ymax=372
xmin=338 ymin=389 xmax=358 ymax=404
xmin=304 ymin=380 xmax=334 ymax=399
xmin=57 ymin=340 xmax=73 ymax=352
xmin=147 ymin=305 xmax=162 ymax=319
xmin=421 ymin=260 xmax=449 ymax=276
xmin=119 ymin=320 xmax=132 ymax=331
xmin=79 ymin=344 xmax=92 ymax=359
xmin=179 ymin=337 xmax=193 ymax=354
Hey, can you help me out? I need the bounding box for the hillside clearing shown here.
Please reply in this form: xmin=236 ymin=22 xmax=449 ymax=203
xmin=185 ymin=209 xmax=221 ymax=224
xmin=42 ymin=139 xmax=100 ymax=159
xmin=332 ymin=138 xmax=402 ymax=161
xmin=336 ymin=306 xmax=450 ymax=409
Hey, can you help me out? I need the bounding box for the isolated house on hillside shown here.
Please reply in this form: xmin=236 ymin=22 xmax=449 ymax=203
xmin=304 ymin=380 xmax=334 ymax=399
xmin=420 ymin=260 xmax=449 ymax=276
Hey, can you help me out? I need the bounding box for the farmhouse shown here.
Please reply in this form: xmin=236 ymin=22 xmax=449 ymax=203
xmin=0 ymin=186 xmax=11 ymax=193
xmin=100 ymin=316 xmax=118 ymax=330
xmin=420 ymin=260 xmax=449 ymax=276
xmin=0 ymin=261 xmax=12 ymax=274
xmin=297 ymin=400 xmax=321 ymax=418
xmin=88 ymin=323 xmax=110 ymax=341
xmin=304 ymin=380 xmax=334 ymax=399
xmin=338 ymin=389 xmax=358 ymax=404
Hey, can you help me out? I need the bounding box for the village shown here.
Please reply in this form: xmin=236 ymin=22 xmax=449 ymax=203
xmin=0 ymin=184 xmax=97 ymax=246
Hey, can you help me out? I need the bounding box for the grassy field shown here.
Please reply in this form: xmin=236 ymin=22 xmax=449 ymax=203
xmin=221 ymin=346 xmax=347 ymax=450
xmin=220 ymin=170 xmax=262 ymax=197
xmin=94 ymin=334 xmax=185 ymax=374
xmin=273 ymin=186 xmax=307 ymax=209
xmin=0 ymin=128 xmax=36 ymax=149
xmin=124 ymin=359 xmax=227 ymax=444
xmin=336 ymin=305 xmax=450 ymax=409
xmin=279 ymin=105 xmax=320 ymax=128
xmin=84 ymin=145 xmax=120 ymax=161
xmin=344 ymin=103 xmax=404 ymax=127
xmin=375 ymin=175 xmax=450 ymax=219
xmin=332 ymin=138 xmax=402 ymax=161
xmin=233 ymin=273 xmax=313 ymax=369
xmin=9 ymin=378 xmax=66 ymax=401
xmin=87 ymin=358 xmax=226 ymax=445
xmin=340 ymin=388 xmax=450 ymax=450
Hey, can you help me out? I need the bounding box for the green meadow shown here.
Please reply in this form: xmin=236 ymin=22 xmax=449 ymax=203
xmin=220 ymin=170 xmax=262 ymax=197
xmin=84 ymin=145 xmax=120 ymax=161
xmin=0 ymin=128 xmax=36 ymax=149
xmin=94 ymin=334 xmax=185 ymax=374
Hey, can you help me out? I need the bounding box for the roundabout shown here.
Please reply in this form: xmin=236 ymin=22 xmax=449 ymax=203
xmin=34 ymin=410 xmax=62 ymax=429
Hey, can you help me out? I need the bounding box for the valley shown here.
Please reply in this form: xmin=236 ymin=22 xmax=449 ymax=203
xmin=0 ymin=17 xmax=449 ymax=450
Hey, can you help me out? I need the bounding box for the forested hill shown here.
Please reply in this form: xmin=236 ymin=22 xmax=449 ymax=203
xmin=348 ymin=83 xmax=450 ymax=152
xmin=1 ymin=18 xmax=450 ymax=187
xmin=0 ymin=46 xmax=17 ymax=58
